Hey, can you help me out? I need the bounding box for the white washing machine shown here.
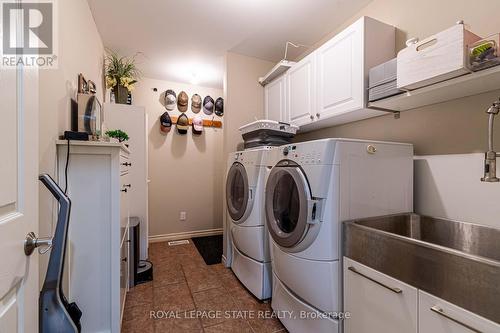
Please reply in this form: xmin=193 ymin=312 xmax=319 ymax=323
xmin=225 ymin=147 xmax=274 ymax=299
xmin=265 ymin=138 xmax=413 ymax=333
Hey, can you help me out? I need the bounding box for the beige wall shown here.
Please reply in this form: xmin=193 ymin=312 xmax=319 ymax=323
xmin=294 ymin=0 xmax=500 ymax=155
xmin=38 ymin=0 xmax=104 ymax=282
xmin=222 ymin=52 xmax=274 ymax=262
xmin=223 ymin=52 xmax=274 ymax=154
xmin=132 ymin=77 xmax=223 ymax=237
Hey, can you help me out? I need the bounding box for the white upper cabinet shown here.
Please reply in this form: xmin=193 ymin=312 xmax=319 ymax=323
xmin=287 ymin=52 xmax=316 ymax=127
xmin=265 ymin=74 xmax=287 ymax=122
xmin=287 ymin=16 xmax=395 ymax=131
xmin=316 ymin=18 xmax=364 ymax=120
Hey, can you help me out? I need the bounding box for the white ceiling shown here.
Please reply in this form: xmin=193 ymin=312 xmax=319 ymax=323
xmin=87 ymin=0 xmax=371 ymax=88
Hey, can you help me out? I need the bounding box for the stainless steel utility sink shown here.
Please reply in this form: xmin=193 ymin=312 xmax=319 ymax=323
xmin=343 ymin=213 xmax=500 ymax=324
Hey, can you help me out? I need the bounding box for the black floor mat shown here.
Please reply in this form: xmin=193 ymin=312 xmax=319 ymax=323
xmin=191 ymin=235 xmax=223 ymax=265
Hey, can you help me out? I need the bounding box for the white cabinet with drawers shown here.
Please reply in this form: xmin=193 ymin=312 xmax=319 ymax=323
xmin=344 ymin=257 xmax=500 ymax=333
xmin=57 ymin=140 xmax=132 ymax=333
xmin=105 ymin=103 xmax=149 ymax=262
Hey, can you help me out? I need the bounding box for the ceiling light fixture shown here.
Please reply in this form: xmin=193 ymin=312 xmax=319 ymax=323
xmin=190 ymin=73 xmax=199 ymax=85
xmin=167 ymin=61 xmax=218 ymax=86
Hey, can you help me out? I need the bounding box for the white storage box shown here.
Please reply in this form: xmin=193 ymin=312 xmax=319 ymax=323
xmin=238 ymin=120 xmax=299 ymax=149
xmin=369 ymin=58 xmax=402 ymax=101
xmin=397 ymin=23 xmax=481 ymax=90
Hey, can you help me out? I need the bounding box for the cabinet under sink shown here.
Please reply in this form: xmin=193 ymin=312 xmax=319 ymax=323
xmin=343 ymin=213 xmax=500 ymax=332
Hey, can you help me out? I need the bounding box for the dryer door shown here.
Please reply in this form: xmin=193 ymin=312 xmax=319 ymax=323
xmin=226 ymin=162 xmax=251 ymax=222
xmin=265 ymin=161 xmax=319 ymax=249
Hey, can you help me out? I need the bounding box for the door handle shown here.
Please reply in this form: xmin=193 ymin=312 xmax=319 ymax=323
xmin=430 ymin=306 xmax=482 ymax=333
xmin=306 ymin=199 xmax=322 ymax=224
xmin=25 ymin=232 xmax=53 ymax=256
xmin=348 ymin=266 xmax=402 ymax=294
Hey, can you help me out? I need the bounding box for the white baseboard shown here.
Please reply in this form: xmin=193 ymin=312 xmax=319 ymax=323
xmin=149 ymin=228 xmax=223 ymax=243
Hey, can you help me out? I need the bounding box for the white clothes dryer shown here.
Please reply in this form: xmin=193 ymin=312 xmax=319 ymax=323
xmin=265 ymin=138 xmax=413 ymax=333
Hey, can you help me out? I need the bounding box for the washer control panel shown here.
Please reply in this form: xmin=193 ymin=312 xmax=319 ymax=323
xmin=232 ymin=151 xmax=263 ymax=166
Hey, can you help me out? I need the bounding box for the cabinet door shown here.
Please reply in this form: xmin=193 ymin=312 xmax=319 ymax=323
xmin=316 ymin=19 xmax=364 ymax=120
xmin=265 ymin=75 xmax=287 ymax=122
xmin=287 ymin=53 xmax=316 ymax=127
xmin=343 ymin=257 xmax=418 ymax=333
xmin=419 ymin=290 xmax=500 ymax=333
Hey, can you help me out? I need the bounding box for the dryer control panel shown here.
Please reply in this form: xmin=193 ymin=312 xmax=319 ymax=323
xmin=279 ymin=143 xmax=331 ymax=165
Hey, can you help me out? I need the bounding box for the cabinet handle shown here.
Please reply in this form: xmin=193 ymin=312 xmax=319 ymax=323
xmin=430 ymin=306 xmax=482 ymax=333
xmin=121 ymin=162 xmax=131 ymax=166
xmin=123 ymin=184 xmax=132 ymax=188
xmin=121 ymin=188 xmax=127 ymax=193
xmin=122 ymin=257 xmax=127 ymax=262
xmin=310 ymin=114 xmax=314 ymax=120
xmin=316 ymin=113 xmax=320 ymax=118
xmin=348 ymin=266 xmax=402 ymax=294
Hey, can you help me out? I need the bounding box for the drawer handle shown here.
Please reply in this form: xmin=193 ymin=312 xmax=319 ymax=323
xmin=430 ymin=306 xmax=482 ymax=333
xmin=121 ymin=162 xmax=131 ymax=166
xmin=348 ymin=266 xmax=402 ymax=294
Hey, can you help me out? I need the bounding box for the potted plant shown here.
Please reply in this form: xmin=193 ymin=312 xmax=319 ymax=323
xmin=105 ymin=129 xmax=129 ymax=143
xmin=105 ymin=50 xmax=140 ymax=104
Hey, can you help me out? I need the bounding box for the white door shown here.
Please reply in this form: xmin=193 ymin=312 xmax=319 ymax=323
xmin=316 ymin=18 xmax=364 ymax=119
xmin=287 ymin=53 xmax=316 ymax=127
xmin=0 ymin=7 xmax=40 ymax=333
xmin=265 ymin=75 xmax=286 ymax=122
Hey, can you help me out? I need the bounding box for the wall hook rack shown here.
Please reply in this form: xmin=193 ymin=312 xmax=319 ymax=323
xmin=170 ymin=115 xmax=223 ymax=128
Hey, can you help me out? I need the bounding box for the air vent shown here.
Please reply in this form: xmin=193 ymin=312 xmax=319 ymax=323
xmin=168 ymin=240 xmax=190 ymax=246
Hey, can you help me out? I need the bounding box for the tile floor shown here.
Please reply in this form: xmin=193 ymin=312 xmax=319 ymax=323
xmin=122 ymin=240 xmax=286 ymax=333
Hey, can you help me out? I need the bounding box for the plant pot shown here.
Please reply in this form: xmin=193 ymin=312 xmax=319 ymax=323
xmin=113 ymin=84 xmax=129 ymax=104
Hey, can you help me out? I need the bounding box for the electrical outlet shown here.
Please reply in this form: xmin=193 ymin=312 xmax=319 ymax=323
xmin=179 ymin=211 xmax=187 ymax=221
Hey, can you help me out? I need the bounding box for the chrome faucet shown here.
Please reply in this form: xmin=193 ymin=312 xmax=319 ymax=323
xmin=481 ymin=98 xmax=500 ymax=182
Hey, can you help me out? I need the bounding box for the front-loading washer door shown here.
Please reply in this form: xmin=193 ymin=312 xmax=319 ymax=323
xmin=226 ymin=162 xmax=250 ymax=222
xmin=265 ymin=162 xmax=314 ymax=248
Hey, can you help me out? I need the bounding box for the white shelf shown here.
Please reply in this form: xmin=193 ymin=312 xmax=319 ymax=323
xmin=258 ymin=60 xmax=296 ymax=86
xmin=56 ymin=139 xmax=130 ymax=153
xmin=368 ymin=65 xmax=500 ymax=111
